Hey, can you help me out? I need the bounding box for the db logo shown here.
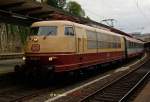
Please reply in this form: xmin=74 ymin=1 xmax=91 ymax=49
xmin=31 ymin=44 xmax=40 ymax=52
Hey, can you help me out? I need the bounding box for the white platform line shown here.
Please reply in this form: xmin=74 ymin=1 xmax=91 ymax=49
xmin=45 ymin=74 xmax=111 ymax=102
xmin=115 ymin=67 xmax=130 ymax=73
xmin=128 ymin=53 xmax=146 ymax=67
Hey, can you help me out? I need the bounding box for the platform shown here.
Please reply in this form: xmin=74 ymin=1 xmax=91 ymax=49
xmin=0 ymin=53 xmax=23 ymax=74
xmin=0 ymin=58 xmax=23 ymax=74
xmin=0 ymin=53 xmax=23 ymax=60
xmin=134 ymin=78 xmax=150 ymax=102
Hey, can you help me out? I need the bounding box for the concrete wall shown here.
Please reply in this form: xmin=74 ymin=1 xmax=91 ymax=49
xmin=0 ymin=23 xmax=30 ymax=53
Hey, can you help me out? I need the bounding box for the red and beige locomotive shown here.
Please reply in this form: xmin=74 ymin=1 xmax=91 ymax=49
xmin=15 ymin=20 xmax=144 ymax=76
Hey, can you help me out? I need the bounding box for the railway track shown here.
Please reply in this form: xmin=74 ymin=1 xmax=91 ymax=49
xmin=80 ymin=59 xmax=150 ymax=102
xmin=0 ymin=73 xmax=55 ymax=102
xmin=0 ymin=84 xmax=52 ymax=102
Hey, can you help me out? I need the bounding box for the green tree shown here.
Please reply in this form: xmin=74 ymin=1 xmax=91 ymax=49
xmin=65 ymin=1 xmax=85 ymax=17
xmin=18 ymin=26 xmax=30 ymax=44
xmin=46 ymin=0 xmax=66 ymax=9
xmin=86 ymin=16 xmax=91 ymax=20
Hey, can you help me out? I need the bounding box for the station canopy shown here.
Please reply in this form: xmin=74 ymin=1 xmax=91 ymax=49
xmin=0 ymin=0 xmax=132 ymax=37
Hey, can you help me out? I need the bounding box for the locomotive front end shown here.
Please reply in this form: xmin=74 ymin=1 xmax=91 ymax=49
xmin=15 ymin=21 xmax=62 ymax=77
xmin=15 ymin=21 xmax=76 ymax=78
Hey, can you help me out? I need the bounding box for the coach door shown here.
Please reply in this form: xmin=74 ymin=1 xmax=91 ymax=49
xmin=75 ymin=27 xmax=84 ymax=53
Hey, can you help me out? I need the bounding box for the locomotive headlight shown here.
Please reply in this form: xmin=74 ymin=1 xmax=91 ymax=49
xmin=22 ymin=56 xmax=26 ymax=61
xmin=48 ymin=57 xmax=57 ymax=61
xmin=33 ymin=38 xmax=38 ymax=42
xmin=48 ymin=57 xmax=53 ymax=61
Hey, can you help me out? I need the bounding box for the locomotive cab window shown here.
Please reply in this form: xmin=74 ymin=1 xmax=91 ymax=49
xmin=30 ymin=26 xmax=57 ymax=36
xmin=65 ymin=26 xmax=74 ymax=36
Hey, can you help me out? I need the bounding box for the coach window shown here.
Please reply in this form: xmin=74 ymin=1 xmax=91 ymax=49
xmin=65 ymin=26 xmax=74 ymax=36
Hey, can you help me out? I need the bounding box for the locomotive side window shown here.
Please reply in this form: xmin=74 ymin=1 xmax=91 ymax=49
xmin=86 ymin=30 xmax=97 ymax=49
xmin=31 ymin=26 xmax=57 ymax=36
xmin=65 ymin=26 xmax=74 ymax=36
xmin=97 ymin=33 xmax=121 ymax=49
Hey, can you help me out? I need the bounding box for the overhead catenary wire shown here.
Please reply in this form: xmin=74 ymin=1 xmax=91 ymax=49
xmin=84 ymin=1 xmax=142 ymax=32
xmin=84 ymin=1 xmax=122 ymax=29
xmin=84 ymin=8 xmax=105 ymax=21
xmin=136 ymin=0 xmax=150 ymax=33
xmin=84 ymin=8 xmax=117 ymax=27
xmin=135 ymin=0 xmax=150 ymax=32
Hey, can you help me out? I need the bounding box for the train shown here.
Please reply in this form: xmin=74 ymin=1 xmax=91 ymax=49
xmin=15 ymin=20 xmax=144 ymax=77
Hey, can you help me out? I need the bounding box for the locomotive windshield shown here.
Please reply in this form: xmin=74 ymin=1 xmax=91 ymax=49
xmin=30 ymin=26 xmax=57 ymax=36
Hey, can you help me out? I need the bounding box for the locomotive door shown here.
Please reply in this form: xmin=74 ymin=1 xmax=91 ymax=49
xmin=78 ymin=37 xmax=84 ymax=53
xmin=75 ymin=27 xmax=84 ymax=53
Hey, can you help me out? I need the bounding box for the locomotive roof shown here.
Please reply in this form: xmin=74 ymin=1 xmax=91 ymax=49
xmin=31 ymin=20 xmax=74 ymax=27
xmin=32 ymin=20 xmax=145 ymax=44
xmin=32 ymin=20 xmax=123 ymax=37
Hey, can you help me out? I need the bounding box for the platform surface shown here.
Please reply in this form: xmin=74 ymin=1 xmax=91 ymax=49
xmin=0 ymin=59 xmax=23 ymax=74
xmin=134 ymin=80 xmax=150 ymax=102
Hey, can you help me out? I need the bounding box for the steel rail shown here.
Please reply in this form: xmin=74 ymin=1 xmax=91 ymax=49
xmin=80 ymin=59 xmax=149 ymax=102
xmin=119 ymin=71 xmax=150 ymax=102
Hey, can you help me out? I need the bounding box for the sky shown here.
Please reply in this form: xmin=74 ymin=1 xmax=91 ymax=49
xmin=68 ymin=0 xmax=150 ymax=34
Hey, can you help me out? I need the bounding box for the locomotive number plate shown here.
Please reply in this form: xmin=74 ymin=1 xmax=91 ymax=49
xmin=31 ymin=44 xmax=40 ymax=52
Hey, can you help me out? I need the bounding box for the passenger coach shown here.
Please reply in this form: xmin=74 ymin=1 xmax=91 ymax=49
xmin=125 ymin=36 xmax=144 ymax=58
